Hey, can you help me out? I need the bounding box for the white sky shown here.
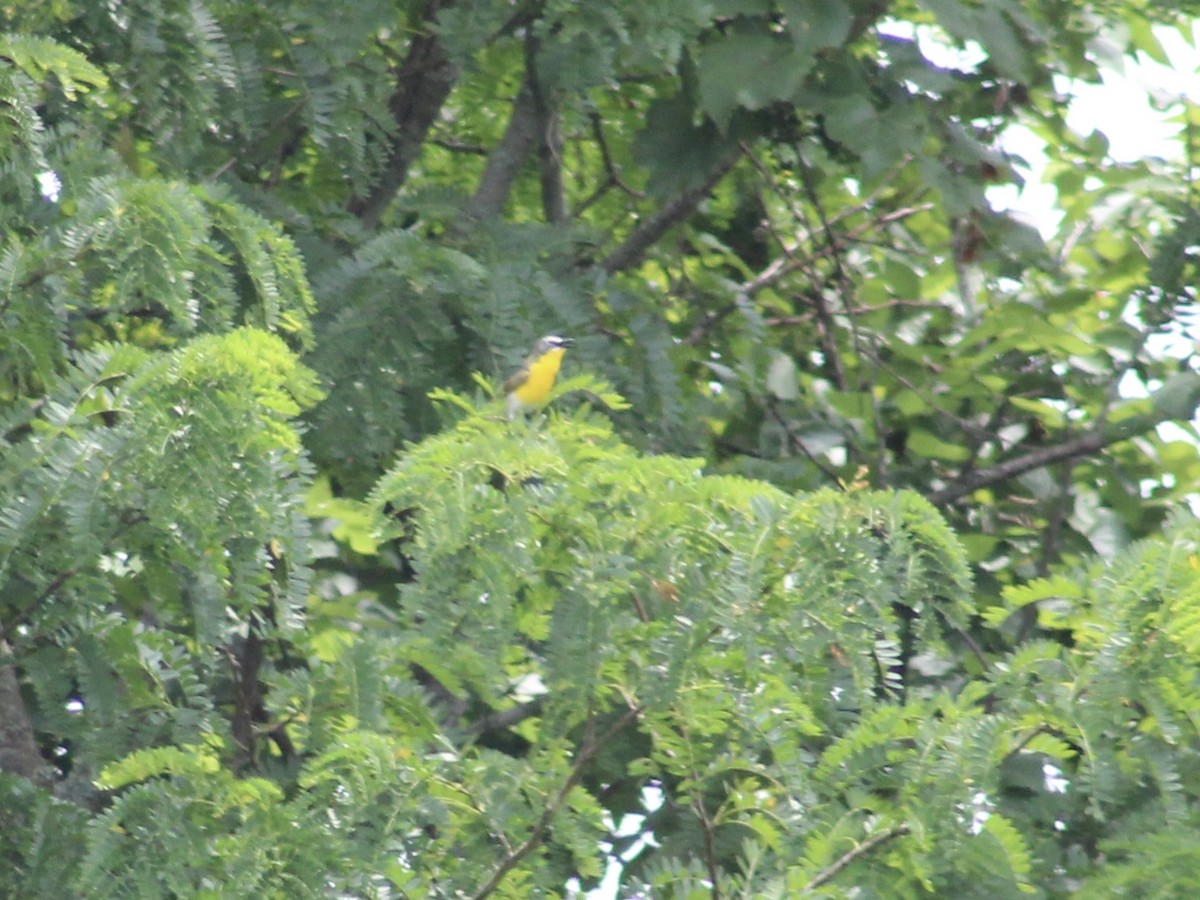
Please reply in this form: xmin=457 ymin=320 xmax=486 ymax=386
xmin=994 ymin=22 xmax=1200 ymax=233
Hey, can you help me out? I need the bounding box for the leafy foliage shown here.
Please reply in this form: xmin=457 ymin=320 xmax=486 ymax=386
xmin=5 ymin=1 xmax=1200 ymax=896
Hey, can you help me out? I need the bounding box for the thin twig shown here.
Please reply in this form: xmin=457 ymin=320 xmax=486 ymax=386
xmin=765 ymin=398 xmax=844 ymax=486
xmin=795 ymin=154 xmax=854 ymax=392
xmin=471 ymin=704 xmax=642 ymax=899
xmin=589 ymin=111 xmax=645 ymax=199
xmin=803 ymin=824 xmax=912 ymax=892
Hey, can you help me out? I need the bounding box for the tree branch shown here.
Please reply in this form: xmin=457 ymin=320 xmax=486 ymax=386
xmin=794 ymin=155 xmax=852 ymax=392
xmin=803 ymin=824 xmax=911 ymax=892
xmin=468 ymin=77 xmax=542 ymax=219
xmin=600 ymin=150 xmax=743 ymax=274
xmin=695 ymin=793 xmax=722 ymax=899
xmin=570 ymin=114 xmax=648 ymax=217
xmin=226 ymin=607 xmax=296 ymax=771
xmin=471 ymin=704 xmax=642 ymax=899
xmin=537 ymin=106 xmax=567 ymax=223
xmin=0 ymin=636 xmax=54 ymax=788
xmin=526 ymin=37 xmax=567 ymax=225
xmin=681 ymin=203 xmax=934 ymax=348
xmin=765 ymin=397 xmax=844 ymax=486
xmin=347 ymin=0 xmax=459 ymax=228
xmin=928 ymin=431 xmax=1107 ymax=506
xmin=466 ymin=697 xmax=545 ymax=737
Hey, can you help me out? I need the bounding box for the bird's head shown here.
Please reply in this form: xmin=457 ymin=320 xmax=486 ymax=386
xmin=533 ymin=335 xmax=574 ymax=355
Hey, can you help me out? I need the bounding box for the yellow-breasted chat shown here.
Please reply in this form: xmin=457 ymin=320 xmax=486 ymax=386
xmin=503 ymin=334 xmax=574 ymax=419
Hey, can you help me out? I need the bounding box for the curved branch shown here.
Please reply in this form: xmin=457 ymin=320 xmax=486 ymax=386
xmin=467 ymin=697 xmax=545 ymax=737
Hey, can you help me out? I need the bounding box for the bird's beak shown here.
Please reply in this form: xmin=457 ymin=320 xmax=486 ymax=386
xmin=561 ymin=337 xmax=576 ymax=347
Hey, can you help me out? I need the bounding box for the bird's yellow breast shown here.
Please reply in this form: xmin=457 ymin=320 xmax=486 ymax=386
xmin=513 ymin=346 xmax=566 ymax=405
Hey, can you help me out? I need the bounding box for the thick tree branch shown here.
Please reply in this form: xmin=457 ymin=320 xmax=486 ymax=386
xmin=600 ymin=150 xmax=743 ymax=274
xmin=526 ymin=36 xmax=567 ymax=225
xmin=472 ymin=28 xmax=568 ymax=221
xmin=469 ymin=78 xmax=542 ymax=219
xmin=347 ymin=0 xmax=459 ymax=228
xmin=226 ymin=609 xmax=296 ymax=771
xmin=226 ymin=627 xmax=266 ymax=772
xmin=0 ymin=637 xmax=54 ymax=788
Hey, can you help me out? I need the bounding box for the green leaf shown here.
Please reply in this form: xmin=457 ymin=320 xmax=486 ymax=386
xmin=633 ymin=93 xmax=739 ymax=196
xmin=767 ymin=352 xmax=800 ymax=400
xmin=907 ymin=428 xmax=971 ymax=461
xmin=782 ymin=0 xmax=852 ymax=53
xmin=96 ymin=743 xmax=221 ymax=790
xmin=696 ymin=31 xmax=815 ymax=129
xmin=0 ymin=33 xmax=108 ymax=97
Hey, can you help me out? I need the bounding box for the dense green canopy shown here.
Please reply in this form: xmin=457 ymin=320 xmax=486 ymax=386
xmin=4 ymin=1 xmax=1200 ymax=895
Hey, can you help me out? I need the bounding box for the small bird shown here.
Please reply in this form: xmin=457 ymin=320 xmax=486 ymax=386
xmin=503 ymin=334 xmax=574 ymax=419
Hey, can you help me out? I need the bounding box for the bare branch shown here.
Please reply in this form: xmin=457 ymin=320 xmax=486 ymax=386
xmin=472 ymin=24 xmax=573 ymax=222
xmin=226 ymin=607 xmax=295 ymax=770
xmin=803 ymin=824 xmax=911 ymax=892
xmin=471 ymin=705 xmax=642 ymax=899
xmin=589 ymin=111 xmax=645 ymax=200
xmin=600 ymin=150 xmax=743 ymax=274
xmin=430 ymin=136 xmax=489 ymax=155
xmin=519 ymin=33 xmax=568 ymax=225
xmin=741 ymin=202 xmax=934 ymax=301
xmin=765 ymin=398 xmax=844 ymax=487
xmin=683 ymin=735 xmax=722 ymax=900
xmin=681 ymin=201 xmax=934 ymax=348
xmin=928 ymin=362 xmax=1200 ymax=505
xmin=570 ymin=117 xmax=647 ymax=218
xmin=794 ymin=156 xmax=852 ymax=391
xmin=928 ymin=431 xmax=1106 ymax=506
